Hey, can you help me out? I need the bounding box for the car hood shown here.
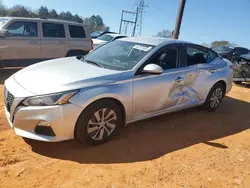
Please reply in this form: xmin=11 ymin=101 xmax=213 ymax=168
xmin=13 ymin=57 xmax=121 ymax=95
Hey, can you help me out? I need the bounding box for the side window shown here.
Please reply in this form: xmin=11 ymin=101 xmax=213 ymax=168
xmin=7 ymin=22 xmax=37 ymax=37
xmin=186 ymin=46 xmax=209 ymax=66
xmin=68 ymin=25 xmax=86 ymax=38
xmin=42 ymin=23 xmax=65 ymax=38
xmin=207 ymin=50 xmax=217 ymax=62
xmin=149 ymin=47 xmax=178 ymax=70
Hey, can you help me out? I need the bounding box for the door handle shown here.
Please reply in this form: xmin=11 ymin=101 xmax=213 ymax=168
xmin=29 ymin=41 xmax=38 ymax=44
xmin=175 ymin=76 xmax=184 ymax=82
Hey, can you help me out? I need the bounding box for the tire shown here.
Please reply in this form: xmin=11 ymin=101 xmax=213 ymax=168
xmin=233 ymin=81 xmax=242 ymax=85
xmin=75 ymin=99 xmax=122 ymax=145
xmin=201 ymin=83 xmax=225 ymax=112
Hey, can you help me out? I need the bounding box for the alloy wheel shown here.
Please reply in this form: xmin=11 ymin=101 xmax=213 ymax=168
xmin=210 ymin=88 xmax=223 ymax=108
xmin=87 ymin=108 xmax=117 ymax=140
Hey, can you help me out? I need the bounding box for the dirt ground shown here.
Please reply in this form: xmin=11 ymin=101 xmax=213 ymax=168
xmin=0 ymin=70 xmax=250 ymax=188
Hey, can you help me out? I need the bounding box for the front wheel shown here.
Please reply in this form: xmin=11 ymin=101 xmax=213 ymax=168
xmin=201 ymin=83 xmax=225 ymax=112
xmin=75 ymin=99 xmax=122 ymax=145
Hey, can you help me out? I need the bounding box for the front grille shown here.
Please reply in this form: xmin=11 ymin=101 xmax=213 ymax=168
xmin=4 ymin=87 xmax=15 ymax=112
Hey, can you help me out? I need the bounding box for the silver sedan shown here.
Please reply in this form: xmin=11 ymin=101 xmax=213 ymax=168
xmin=4 ymin=37 xmax=233 ymax=145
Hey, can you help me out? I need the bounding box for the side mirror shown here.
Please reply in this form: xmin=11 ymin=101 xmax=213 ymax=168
xmin=141 ymin=64 xmax=163 ymax=75
xmin=0 ymin=30 xmax=8 ymax=37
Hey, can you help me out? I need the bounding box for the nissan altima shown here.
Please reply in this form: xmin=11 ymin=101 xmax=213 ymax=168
xmin=4 ymin=37 xmax=233 ymax=145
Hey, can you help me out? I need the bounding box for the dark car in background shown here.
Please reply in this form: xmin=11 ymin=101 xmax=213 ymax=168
xmin=212 ymin=46 xmax=250 ymax=61
xmin=90 ymin=30 xmax=117 ymax=39
xmin=231 ymin=54 xmax=250 ymax=84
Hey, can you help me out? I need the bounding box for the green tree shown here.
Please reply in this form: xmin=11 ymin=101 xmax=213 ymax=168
xmin=210 ymin=41 xmax=230 ymax=48
xmin=64 ymin=11 xmax=73 ymax=21
xmin=95 ymin=15 xmax=104 ymax=27
xmin=38 ymin=6 xmax=49 ymax=18
xmin=0 ymin=1 xmax=7 ymax=16
xmin=73 ymin=14 xmax=83 ymax=23
xmin=59 ymin=11 xmax=66 ymax=20
xmin=155 ymin=29 xmax=172 ymax=38
xmin=7 ymin=5 xmax=32 ymax=17
xmin=48 ymin=9 xmax=58 ymax=19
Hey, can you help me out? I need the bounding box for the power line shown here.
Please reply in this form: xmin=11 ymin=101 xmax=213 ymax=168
xmin=135 ymin=0 xmax=148 ymax=36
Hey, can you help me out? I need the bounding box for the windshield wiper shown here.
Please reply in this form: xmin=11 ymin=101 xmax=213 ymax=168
xmin=84 ymin=59 xmax=103 ymax=68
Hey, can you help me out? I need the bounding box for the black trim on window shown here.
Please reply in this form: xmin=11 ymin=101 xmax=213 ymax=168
xmin=68 ymin=25 xmax=86 ymax=38
xmin=183 ymin=44 xmax=217 ymax=67
xmin=42 ymin=22 xmax=66 ymax=38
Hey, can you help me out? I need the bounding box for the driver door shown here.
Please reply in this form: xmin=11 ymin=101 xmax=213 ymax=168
xmin=133 ymin=45 xmax=188 ymax=120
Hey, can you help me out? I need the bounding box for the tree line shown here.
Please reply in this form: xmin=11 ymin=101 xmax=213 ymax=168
xmin=154 ymin=29 xmax=236 ymax=48
xmin=0 ymin=3 xmax=110 ymax=33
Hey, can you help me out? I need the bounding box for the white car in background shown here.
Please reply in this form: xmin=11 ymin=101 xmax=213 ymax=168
xmin=92 ymin=33 xmax=126 ymax=49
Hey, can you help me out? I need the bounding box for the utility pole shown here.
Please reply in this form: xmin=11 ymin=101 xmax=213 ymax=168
xmin=119 ymin=10 xmax=138 ymax=36
xmin=136 ymin=0 xmax=148 ymax=36
xmin=173 ymin=0 xmax=186 ymax=39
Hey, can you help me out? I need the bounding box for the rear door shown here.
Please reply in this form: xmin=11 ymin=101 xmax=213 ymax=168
xmin=183 ymin=45 xmax=222 ymax=103
xmin=40 ymin=22 xmax=67 ymax=60
xmin=2 ymin=20 xmax=40 ymax=67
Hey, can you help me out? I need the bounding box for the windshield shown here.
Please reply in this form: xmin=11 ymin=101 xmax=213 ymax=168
xmin=84 ymin=40 xmax=155 ymax=70
xmin=97 ymin=34 xmax=114 ymax=42
xmin=212 ymin=46 xmax=233 ymax=53
xmin=91 ymin=31 xmax=102 ymax=38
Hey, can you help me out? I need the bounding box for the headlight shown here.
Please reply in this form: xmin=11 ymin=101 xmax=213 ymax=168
xmin=22 ymin=90 xmax=79 ymax=106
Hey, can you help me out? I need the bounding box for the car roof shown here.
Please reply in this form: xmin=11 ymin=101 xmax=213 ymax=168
xmin=1 ymin=17 xmax=84 ymax=25
xmin=118 ymin=37 xmax=194 ymax=46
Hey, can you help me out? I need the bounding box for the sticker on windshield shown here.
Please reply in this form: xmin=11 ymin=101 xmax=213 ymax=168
xmin=133 ymin=45 xmax=152 ymax=52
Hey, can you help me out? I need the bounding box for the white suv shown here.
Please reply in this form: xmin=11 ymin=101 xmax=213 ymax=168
xmin=0 ymin=17 xmax=93 ymax=68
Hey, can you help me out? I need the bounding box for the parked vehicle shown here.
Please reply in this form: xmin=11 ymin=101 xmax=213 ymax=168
xmin=4 ymin=37 xmax=233 ymax=145
xmin=90 ymin=30 xmax=117 ymax=39
xmin=0 ymin=17 xmax=93 ymax=68
xmin=231 ymin=53 xmax=250 ymax=84
xmin=212 ymin=45 xmax=249 ymax=61
xmin=92 ymin=33 xmax=127 ymax=49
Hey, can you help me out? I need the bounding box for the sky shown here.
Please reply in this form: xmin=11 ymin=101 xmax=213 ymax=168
xmin=3 ymin=0 xmax=250 ymax=48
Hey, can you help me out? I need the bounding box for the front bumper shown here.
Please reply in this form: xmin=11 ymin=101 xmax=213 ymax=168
xmin=5 ymin=102 xmax=83 ymax=142
xmin=4 ymin=76 xmax=83 ymax=142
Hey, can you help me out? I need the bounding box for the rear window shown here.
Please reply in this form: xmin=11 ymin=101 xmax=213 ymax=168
xmin=42 ymin=23 xmax=65 ymax=38
xmin=68 ymin=25 xmax=86 ymax=38
xmin=97 ymin=34 xmax=114 ymax=42
xmin=212 ymin=46 xmax=233 ymax=53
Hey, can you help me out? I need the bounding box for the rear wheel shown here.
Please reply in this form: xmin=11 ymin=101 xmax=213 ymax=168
xmin=201 ymin=83 xmax=225 ymax=112
xmin=75 ymin=99 xmax=122 ymax=145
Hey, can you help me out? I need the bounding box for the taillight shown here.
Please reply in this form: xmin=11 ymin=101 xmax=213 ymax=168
xmin=230 ymin=65 xmax=237 ymax=69
xmin=90 ymin=39 xmax=93 ymax=50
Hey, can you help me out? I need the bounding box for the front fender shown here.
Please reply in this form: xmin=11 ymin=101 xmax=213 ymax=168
xmin=69 ymin=82 xmax=133 ymax=121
